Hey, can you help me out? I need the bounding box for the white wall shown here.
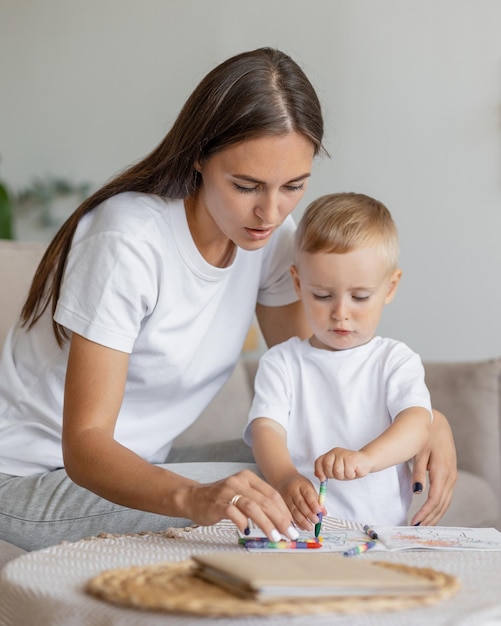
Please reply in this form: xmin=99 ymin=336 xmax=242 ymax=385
xmin=1 ymin=0 xmax=500 ymax=361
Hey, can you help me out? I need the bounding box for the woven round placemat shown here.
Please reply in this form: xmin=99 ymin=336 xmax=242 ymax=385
xmin=86 ymin=558 xmax=460 ymax=617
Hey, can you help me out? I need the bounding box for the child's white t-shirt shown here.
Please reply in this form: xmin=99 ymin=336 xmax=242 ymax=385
xmin=244 ymin=336 xmax=433 ymax=525
xmin=0 ymin=192 xmax=297 ymax=475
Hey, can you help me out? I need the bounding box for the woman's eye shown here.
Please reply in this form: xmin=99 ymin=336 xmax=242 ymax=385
xmin=284 ymin=183 xmax=305 ymax=192
xmin=233 ymin=184 xmax=258 ymax=194
xmin=353 ymin=295 xmax=370 ymax=302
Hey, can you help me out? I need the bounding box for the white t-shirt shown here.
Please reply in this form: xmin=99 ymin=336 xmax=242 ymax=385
xmin=0 ymin=192 xmax=298 ymax=476
xmin=244 ymin=336 xmax=432 ymax=525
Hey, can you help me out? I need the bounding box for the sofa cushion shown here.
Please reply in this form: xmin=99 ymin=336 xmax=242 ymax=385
xmin=168 ymin=439 xmax=255 ymax=464
xmin=0 ymin=240 xmax=46 ymax=347
xmin=424 ymin=359 xmax=501 ymax=504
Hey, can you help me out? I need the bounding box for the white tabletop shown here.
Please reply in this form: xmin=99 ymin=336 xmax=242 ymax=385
xmin=1 ymin=520 xmax=501 ymax=626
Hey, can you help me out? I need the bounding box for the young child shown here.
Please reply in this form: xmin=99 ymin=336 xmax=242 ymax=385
xmin=244 ymin=192 xmax=433 ymax=529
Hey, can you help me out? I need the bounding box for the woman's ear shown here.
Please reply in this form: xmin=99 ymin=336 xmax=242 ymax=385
xmin=290 ymin=264 xmax=302 ymax=299
xmin=384 ymin=268 xmax=402 ymax=304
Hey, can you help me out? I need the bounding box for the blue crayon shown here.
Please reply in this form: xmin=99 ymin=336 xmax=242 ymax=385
xmin=363 ymin=524 xmax=379 ymax=540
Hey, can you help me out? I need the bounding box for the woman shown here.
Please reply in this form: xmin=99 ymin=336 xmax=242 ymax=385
xmin=0 ymin=48 xmax=456 ymax=551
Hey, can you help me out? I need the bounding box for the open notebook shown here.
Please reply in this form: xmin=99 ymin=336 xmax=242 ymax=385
xmin=320 ymin=526 xmax=501 ymax=553
xmin=238 ymin=523 xmax=501 ymax=553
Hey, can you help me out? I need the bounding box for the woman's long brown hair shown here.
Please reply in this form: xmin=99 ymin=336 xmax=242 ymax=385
xmin=21 ymin=47 xmax=326 ymax=346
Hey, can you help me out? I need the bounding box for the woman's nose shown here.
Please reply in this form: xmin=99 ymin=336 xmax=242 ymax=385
xmin=254 ymin=192 xmax=279 ymax=224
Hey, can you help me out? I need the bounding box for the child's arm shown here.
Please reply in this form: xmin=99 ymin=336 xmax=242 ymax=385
xmin=315 ymin=407 xmax=432 ymax=482
xmin=251 ymin=417 xmax=323 ymax=531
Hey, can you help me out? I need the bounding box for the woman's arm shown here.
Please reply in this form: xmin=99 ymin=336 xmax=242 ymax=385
xmin=62 ymin=333 xmax=298 ymax=541
xmin=256 ymin=300 xmax=310 ymax=348
xmin=410 ymin=409 xmax=458 ymax=526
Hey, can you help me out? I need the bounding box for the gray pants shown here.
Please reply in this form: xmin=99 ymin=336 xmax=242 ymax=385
xmin=0 ymin=443 xmax=257 ymax=551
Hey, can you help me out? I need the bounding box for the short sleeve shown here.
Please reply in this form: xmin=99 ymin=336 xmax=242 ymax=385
xmin=386 ymin=347 xmax=433 ymax=422
xmin=54 ymin=232 xmax=162 ymax=353
xmin=243 ymin=345 xmax=293 ymax=445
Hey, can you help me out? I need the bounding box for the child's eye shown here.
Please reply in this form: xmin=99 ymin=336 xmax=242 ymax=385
xmin=313 ymin=293 xmax=331 ymax=301
xmin=353 ymin=295 xmax=370 ymax=302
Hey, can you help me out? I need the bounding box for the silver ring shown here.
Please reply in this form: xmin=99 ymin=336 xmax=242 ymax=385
xmin=229 ymin=494 xmax=242 ymax=506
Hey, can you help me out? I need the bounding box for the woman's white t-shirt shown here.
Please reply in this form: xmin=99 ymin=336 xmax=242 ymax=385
xmin=0 ymin=192 xmax=298 ymax=475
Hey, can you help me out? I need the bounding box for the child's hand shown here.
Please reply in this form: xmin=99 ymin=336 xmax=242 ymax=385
xmin=276 ymin=473 xmax=325 ymax=532
xmin=315 ymin=447 xmax=373 ymax=482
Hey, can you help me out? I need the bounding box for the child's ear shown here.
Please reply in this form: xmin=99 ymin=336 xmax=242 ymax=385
xmin=290 ymin=265 xmax=302 ymax=299
xmin=384 ymin=268 xmax=402 ymax=304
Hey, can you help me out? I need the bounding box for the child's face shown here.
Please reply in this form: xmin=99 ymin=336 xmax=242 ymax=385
xmin=291 ymin=247 xmax=402 ymax=351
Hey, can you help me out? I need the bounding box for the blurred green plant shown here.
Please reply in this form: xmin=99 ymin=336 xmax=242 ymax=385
xmin=0 ymin=165 xmax=91 ymax=239
xmin=16 ymin=177 xmax=92 ymax=228
xmin=0 ymin=179 xmax=13 ymax=239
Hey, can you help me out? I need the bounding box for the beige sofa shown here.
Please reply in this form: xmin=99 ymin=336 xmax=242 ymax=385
xmin=1 ymin=239 xmax=500 ymax=569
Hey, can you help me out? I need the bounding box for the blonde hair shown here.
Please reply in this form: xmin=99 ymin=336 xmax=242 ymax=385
xmin=295 ymin=192 xmax=400 ymax=270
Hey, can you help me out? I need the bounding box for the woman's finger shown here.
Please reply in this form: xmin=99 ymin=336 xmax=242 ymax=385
xmin=190 ymin=470 xmax=298 ymax=541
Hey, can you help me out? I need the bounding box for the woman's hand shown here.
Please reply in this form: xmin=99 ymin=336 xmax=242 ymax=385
xmin=178 ymin=469 xmax=300 ymax=542
xmin=410 ymin=409 xmax=457 ymax=526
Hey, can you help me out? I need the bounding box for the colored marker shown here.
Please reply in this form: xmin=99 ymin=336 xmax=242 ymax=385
xmin=239 ymin=538 xmax=322 ymax=550
xmin=343 ymin=540 xmax=377 ymax=557
xmin=363 ymin=524 xmax=378 ymax=540
xmin=314 ymin=480 xmax=328 ymax=538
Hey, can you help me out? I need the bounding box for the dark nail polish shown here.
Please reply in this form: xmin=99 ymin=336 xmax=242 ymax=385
xmin=244 ymin=526 xmax=250 ymax=536
xmin=413 ymin=521 xmax=421 ymax=526
xmin=413 ymin=482 xmax=423 ymax=493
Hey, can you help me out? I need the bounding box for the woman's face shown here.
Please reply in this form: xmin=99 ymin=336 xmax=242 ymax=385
xmin=194 ymin=132 xmax=315 ymax=252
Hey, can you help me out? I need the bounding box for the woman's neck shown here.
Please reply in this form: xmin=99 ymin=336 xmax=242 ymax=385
xmin=184 ymin=196 xmax=236 ymax=268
